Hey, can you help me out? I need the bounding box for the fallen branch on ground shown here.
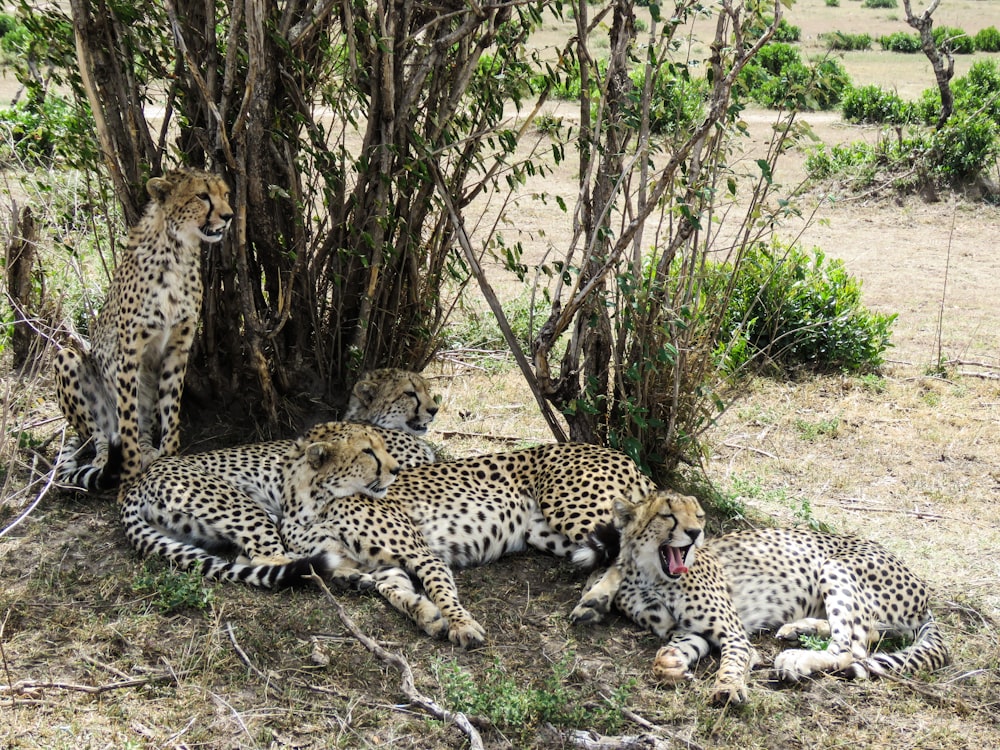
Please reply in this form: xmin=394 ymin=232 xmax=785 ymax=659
xmin=308 ymin=571 xmax=486 ymax=750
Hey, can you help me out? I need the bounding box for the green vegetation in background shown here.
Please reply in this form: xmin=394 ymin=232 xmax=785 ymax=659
xmin=714 ymin=240 xmax=896 ymax=375
xmin=737 ymin=43 xmax=851 ymax=111
xmin=823 ymin=32 xmax=872 ymax=51
xmin=810 ymin=59 xmax=1000 ymax=192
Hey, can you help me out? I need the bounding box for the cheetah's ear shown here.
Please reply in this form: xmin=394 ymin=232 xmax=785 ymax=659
xmin=146 ymin=176 xmax=175 ymax=204
xmin=613 ymin=498 xmax=637 ymax=527
xmin=305 ymin=441 xmax=334 ymax=469
xmin=351 ymin=378 xmax=378 ymax=407
xmin=304 ymin=439 xmax=353 ymax=470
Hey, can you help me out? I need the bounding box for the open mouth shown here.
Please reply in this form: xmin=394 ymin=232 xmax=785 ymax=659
xmin=658 ymin=542 xmax=692 ymax=577
xmin=200 ymin=223 xmax=228 ymax=241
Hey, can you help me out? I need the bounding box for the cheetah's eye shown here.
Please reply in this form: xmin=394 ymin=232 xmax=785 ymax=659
xmin=363 ymin=447 xmax=377 ymax=458
xmin=198 ymin=192 xmax=210 ymax=201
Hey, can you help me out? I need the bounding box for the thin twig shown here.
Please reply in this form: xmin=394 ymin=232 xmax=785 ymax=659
xmin=721 ymin=442 xmax=778 ymax=459
xmin=308 ymin=572 xmax=486 ymax=750
xmin=621 ymin=707 xmax=707 ymax=750
xmin=225 ymin=621 xmax=277 ymax=686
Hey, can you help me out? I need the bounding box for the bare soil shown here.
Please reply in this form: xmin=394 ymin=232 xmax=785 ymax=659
xmin=2 ymin=2 xmax=1000 ymax=748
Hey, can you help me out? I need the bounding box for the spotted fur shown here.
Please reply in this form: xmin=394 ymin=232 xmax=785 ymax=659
xmin=119 ymin=422 xmax=400 ymax=589
xmin=282 ymin=442 xmax=657 ymax=649
xmin=571 ymin=492 xmax=950 ymax=704
xmin=54 ymin=168 xmax=233 ymax=491
xmin=116 ymin=369 xmax=439 ymax=587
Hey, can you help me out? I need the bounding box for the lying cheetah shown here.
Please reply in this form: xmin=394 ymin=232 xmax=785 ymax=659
xmin=54 ymin=168 xmax=233 ymax=491
xmin=570 ymin=491 xmax=950 ymax=704
xmin=281 ymin=442 xmax=657 ymax=648
xmin=118 ymin=369 xmax=439 ymax=585
xmin=119 ymin=422 xmax=400 ymax=589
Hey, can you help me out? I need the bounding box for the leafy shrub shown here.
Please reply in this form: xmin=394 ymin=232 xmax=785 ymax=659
xmin=824 ymin=32 xmax=872 ymax=51
xmin=930 ymin=112 xmax=999 ymax=182
xmin=933 ymin=26 xmax=974 ymax=54
xmin=718 ymin=241 xmax=896 ymax=374
xmin=953 ymin=59 xmax=1000 ymax=123
xmin=738 ymin=44 xmax=851 ymax=110
xmin=879 ymin=32 xmax=921 ymax=53
xmin=841 ymin=84 xmax=912 ymax=124
xmin=0 ymin=95 xmax=97 ymax=168
xmin=773 ymin=19 xmax=801 ymax=43
xmin=863 ymin=0 xmax=897 ymax=7
xmin=825 ymin=0 xmax=840 ymax=6
xmin=974 ymin=25 xmax=1000 ymax=52
xmin=916 ymin=59 xmax=1000 ymax=126
xmin=746 ymin=17 xmax=801 ymax=43
xmin=628 ymin=63 xmax=706 ymax=135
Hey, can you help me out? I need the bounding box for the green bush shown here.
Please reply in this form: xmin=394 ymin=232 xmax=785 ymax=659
xmin=933 ymin=26 xmax=974 ymax=54
xmin=0 ymin=95 xmax=97 ymax=168
xmin=718 ymin=241 xmax=896 ymax=374
xmin=739 ymin=44 xmax=851 ymax=110
xmin=841 ymin=84 xmax=913 ymax=124
xmin=773 ymin=19 xmax=801 ymax=43
xmin=879 ymin=32 xmax=921 ymax=53
xmin=824 ymin=32 xmax=872 ymax=51
xmin=863 ymin=0 xmax=897 ymax=7
xmin=954 ymin=59 xmax=1000 ymax=123
xmin=825 ymin=0 xmax=840 ymax=6
xmin=974 ymin=25 xmax=1000 ymax=52
xmin=628 ymin=63 xmax=706 ymax=135
xmin=931 ymin=112 xmax=999 ymax=182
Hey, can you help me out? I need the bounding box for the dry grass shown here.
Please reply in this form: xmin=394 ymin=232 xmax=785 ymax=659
xmin=4 ymin=0 xmax=1000 ymax=747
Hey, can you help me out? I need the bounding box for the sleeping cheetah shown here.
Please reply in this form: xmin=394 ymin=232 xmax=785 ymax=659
xmin=117 ymin=369 xmax=439 ymax=585
xmin=119 ymin=422 xmax=400 ymax=589
xmin=570 ymin=491 xmax=950 ymax=704
xmin=54 ymin=168 xmax=233 ymax=491
xmin=281 ymin=442 xmax=657 ymax=648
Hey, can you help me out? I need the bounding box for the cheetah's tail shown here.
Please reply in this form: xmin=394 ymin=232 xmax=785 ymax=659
xmin=571 ymin=522 xmax=622 ymax=569
xmin=848 ymin=618 xmax=950 ymax=679
xmin=54 ymin=435 xmax=123 ymax=493
xmin=121 ymin=516 xmax=339 ymax=590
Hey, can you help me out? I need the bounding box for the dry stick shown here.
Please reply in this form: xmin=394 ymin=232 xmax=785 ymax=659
xmin=225 ymin=621 xmax=274 ymax=686
xmin=308 ymin=572 xmax=485 ymax=750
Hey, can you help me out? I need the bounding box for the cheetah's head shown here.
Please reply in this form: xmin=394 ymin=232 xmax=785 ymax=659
xmin=344 ymin=368 xmax=440 ymax=436
xmin=615 ymin=490 xmax=705 ymax=581
xmin=147 ymin=168 xmax=234 ymax=246
xmin=291 ymin=422 xmax=401 ymax=506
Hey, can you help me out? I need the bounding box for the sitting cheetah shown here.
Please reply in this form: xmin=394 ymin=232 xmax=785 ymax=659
xmin=119 ymin=422 xmax=400 ymax=589
xmin=570 ymin=491 xmax=950 ymax=704
xmin=117 ymin=369 xmax=439 ymax=585
xmin=54 ymin=168 xmax=233 ymax=491
xmin=281 ymin=442 xmax=657 ymax=649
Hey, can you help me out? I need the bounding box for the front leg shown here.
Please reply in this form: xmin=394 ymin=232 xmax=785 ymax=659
xmin=404 ymin=554 xmax=486 ymax=649
xmin=116 ymin=346 xmax=145 ymax=483
xmin=156 ymin=322 xmax=195 ymax=459
xmin=571 ymin=565 xmax=623 ymax=625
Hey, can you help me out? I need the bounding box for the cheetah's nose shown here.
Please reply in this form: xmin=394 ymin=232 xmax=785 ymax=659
xmin=685 ymin=528 xmax=702 ymax=544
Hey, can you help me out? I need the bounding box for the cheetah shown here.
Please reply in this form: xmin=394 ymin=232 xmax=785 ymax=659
xmin=119 ymin=422 xmax=400 ymax=589
xmin=117 ymin=369 xmax=440 ymax=585
xmin=281 ymin=442 xmax=657 ymax=649
xmin=570 ymin=491 xmax=950 ymax=704
xmin=344 ymin=367 xmax=439 ymax=436
xmin=54 ymin=168 xmax=233 ymax=491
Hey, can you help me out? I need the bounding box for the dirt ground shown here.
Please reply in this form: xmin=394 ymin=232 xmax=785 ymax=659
xmin=2 ymin=1 xmax=1000 ymax=748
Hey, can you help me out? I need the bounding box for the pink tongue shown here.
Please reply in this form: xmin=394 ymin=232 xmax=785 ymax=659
xmin=668 ymin=546 xmax=688 ymax=575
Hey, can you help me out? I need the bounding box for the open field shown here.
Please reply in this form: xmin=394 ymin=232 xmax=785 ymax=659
xmin=2 ymin=1 xmax=1000 ymax=748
